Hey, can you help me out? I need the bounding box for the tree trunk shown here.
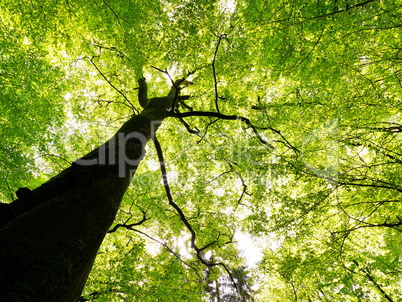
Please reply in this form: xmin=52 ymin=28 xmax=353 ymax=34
xmin=0 ymin=102 xmax=169 ymax=301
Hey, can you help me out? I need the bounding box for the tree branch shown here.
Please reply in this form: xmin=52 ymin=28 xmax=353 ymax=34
xmin=107 ymin=210 xmax=150 ymax=233
xmin=131 ymin=228 xmax=202 ymax=279
xmin=108 ymin=206 xmax=201 ymax=278
xmin=150 ymin=66 xmax=191 ymax=111
xmin=152 ymin=134 xmax=238 ymax=292
xmin=176 ymin=114 xmax=200 ymax=135
xmin=305 ymin=0 xmax=379 ymax=21
xmin=172 ymin=111 xmax=275 ymax=149
xmin=363 ymin=267 xmax=395 ymax=302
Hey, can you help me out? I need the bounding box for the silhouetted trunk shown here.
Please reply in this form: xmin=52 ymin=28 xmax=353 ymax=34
xmin=0 ymin=103 xmax=169 ymax=301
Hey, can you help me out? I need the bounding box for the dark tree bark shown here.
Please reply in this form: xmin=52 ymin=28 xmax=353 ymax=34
xmin=0 ymin=80 xmax=178 ymax=301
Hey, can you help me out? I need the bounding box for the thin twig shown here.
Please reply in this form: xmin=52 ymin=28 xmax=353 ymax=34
xmin=132 ymin=228 xmax=202 ymax=279
xmin=263 ymin=126 xmax=300 ymax=154
xmin=230 ymin=164 xmax=251 ymax=206
xmin=151 ymin=65 xmax=166 ymax=73
xmin=3 ymin=177 xmax=14 ymax=202
xmin=212 ymin=34 xmax=226 ymax=113
xmin=89 ymin=56 xmax=138 ymax=113
xmin=197 ymin=118 xmax=220 ymax=144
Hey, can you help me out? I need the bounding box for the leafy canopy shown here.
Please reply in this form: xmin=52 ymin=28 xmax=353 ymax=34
xmin=1 ymin=0 xmax=401 ymax=301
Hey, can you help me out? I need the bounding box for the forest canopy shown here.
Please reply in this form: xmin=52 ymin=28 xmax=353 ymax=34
xmin=0 ymin=0 xmax=401 ymax=301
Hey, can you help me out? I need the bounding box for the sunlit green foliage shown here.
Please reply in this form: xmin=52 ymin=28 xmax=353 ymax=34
xmin=1 ymin=0 xmax=401 ymax=300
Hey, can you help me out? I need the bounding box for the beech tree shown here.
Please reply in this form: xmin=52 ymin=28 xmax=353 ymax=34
xmin=0 ymin=0 xmax=401 ymax=301
xmin=0 ymin=76 xmax=189 ymax=300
